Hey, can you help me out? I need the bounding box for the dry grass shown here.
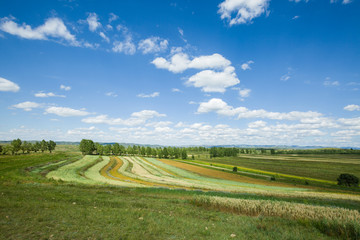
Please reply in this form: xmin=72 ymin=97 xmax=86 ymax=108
xmin=193 ymin=196 xmax=360 ymax=239
xmin=194 ymin=196 xmax=360 ymax=222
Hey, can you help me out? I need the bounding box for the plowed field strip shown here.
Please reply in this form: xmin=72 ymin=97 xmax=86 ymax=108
xmin=139 ymin=157 xmax=181 ymax=178
xmin=102 ymin=157 xmax=182 ymax=188
xmin=159 ymin=159 xmax=300 ymax=188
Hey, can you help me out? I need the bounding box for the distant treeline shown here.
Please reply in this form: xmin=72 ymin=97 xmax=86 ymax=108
xmin=79 ymin=139 xmax=188 ymax=159
xmin=0 ymin=138 xmax=56 ymax=155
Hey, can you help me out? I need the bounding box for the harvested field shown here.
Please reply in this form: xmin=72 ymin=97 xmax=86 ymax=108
xmin=158 ymin=158 xmax=299 ymax=188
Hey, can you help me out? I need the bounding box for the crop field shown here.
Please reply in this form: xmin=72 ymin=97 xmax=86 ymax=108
xmin=1 ymin=151 xmax=360 ymax=239
xmin=193 ymin=154 xmax=360 ymax=183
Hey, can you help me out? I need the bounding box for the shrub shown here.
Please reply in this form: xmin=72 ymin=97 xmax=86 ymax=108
xmin=232 ymin=167 xmax=237 ymax=172
xmin=337 ymin=173 xmax=359 ymax=187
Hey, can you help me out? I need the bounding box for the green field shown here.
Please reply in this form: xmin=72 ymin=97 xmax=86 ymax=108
xmin=1 ymin=147 xmax=360 ymax=239
xmin=192 ymin=154 xmax=360 ymax=183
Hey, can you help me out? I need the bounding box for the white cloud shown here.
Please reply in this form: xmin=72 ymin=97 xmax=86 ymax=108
xmin=60 ymin=84 xmax=71 ymax=91
xmin=0 ymin=77 xmax=20 ymax=92
xmin=280 ymin=73 xmax=291 ymax=81
xmin=45 ymin=106 xmax=89 ymax=117
xmin=108 ymin=13 xmax=119 ymax=23
xmin=0 ymin=17 xmax=77 ymax=45
xmin=152 ymin=53 xmax=231 ymax=73
xmin=178 ymin=28 xmax=184 ymax=36
xmin=172 ymin=88 xmax=182 ymax=92
xmin=82 ymin=110 xmax=166 ymax=126
xmin=137 ymin=92 xmax=160 ymax=98
xmin=34 ymin=92 xmax=65 ymax=98
xmin=11 ymin=101 xmax=41 ymax=111
xmin=241 ymin=60 xmax=254 ymax=70
xmin=324 ymin=80 xmax=340 ymax=86
xmin=138 ymin=37 xmax=168 ymax=54
xmin=197 ymin=98 xmax=323 ymax=121
xmin=87 ymin=13 xmax=101 ymax=32
xmin=331 ymin=0 xmax=352 ymax=4
xmin=248 ymin=120 xmax=267 ymax=128
xmin=105 ymin=92 xmax=118 ymax=97
xmin=218 ymin=0 xmax=270 ymax=26
xmin=99 ymin=32 xmax=110 ymax=42
xmin=187 ymin=66 xmax=240 ymax=93
xmin=344 ymin=104 xmax=360 ymax=111
xmin=292 ymin=15 xmax=300 ymax=20
xmin=238 ymin=88 xmax=251 ymax=97
xmin=112 ymin=36 xmax=136 ymax=55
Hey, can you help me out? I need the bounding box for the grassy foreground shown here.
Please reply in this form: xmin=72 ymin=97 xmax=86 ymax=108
xmin=0 ymin=151 xmax=359 ymax=239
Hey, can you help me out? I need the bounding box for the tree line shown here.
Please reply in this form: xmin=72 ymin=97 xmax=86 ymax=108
xmin=0 ymin=138 xmax=56 ymax=155
xmin=79 ymin=139 xmax=188 ymax=159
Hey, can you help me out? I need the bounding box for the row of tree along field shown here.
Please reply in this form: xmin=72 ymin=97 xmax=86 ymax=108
xmin=0 ymin=139 xmax=56 ymax=155
xmin=79 ymin=139 xmax=188 ymax=159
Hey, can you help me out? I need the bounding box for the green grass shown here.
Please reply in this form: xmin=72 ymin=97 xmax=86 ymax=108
xmin=1 ymin=149 xmax=359 ymax=239
xmin=194 ymin=154 xmax=360 ymax=183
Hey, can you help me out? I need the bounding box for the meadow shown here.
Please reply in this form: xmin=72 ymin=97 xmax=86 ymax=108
xmin=0 ymin=146 xmax=359 ymax=239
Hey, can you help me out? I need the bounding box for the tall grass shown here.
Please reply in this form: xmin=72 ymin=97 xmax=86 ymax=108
xmin=193 ymin=196 xmax=360 ymax=239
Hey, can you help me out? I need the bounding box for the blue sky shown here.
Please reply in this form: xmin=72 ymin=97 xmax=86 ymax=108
xmin=0 ymin=0 xmax=359 ymax=147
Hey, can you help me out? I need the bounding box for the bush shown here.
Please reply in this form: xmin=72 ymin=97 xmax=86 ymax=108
xmin=337 ymin=173 xmax=359 ymax=187
xmin=232 ymin=167 xmax=237 ymax=172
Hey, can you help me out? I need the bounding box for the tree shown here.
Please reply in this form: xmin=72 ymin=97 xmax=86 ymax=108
xmin=233 ymin=167 xmax=238 ymax=172
xmin=33 ymin=141 xmax=40 ymax=153
xmin=95 ymin=143 xmax=103 ymax=155
xmin=11 ymin=138 xmax=22 ymax=154
xmin=181 ymin=148 xmax=187 ymax=160
xmin=3 ymin=145 xmax=14 ymax=155
xmin=163 ymin=147 xmax=169 ymax=158
xmin=22 ymin=141 xmax=32 ymax=154
xmin=140 ymin=146 xmax=146 ymax=156
xmin=40 ymin=140 xmax=48 ymax=153
xmin=79 ymin=139 xmax=95 ymax=155
xmin=127 ymin=145 xmax=133 ymax=155
xmin=48 ymin=140 xmax=56 ymax=153
xmin=103 ymin=144 xmax=112 ymax=155
xmin=112 ymin=143 xmax=120 ymax=155
xmin=0 ymin=145 xmax=2 ymax=154
xmin=146 ymin=146 xmax=152 ymax=156
xmin=337 ymin=174 xmax=359 ymax=187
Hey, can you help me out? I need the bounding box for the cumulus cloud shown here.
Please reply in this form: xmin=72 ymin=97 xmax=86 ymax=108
xmin=0 ymin=77 xmax=20 ymax=92
xmin=45 ymin=106 xmax=89 ymax=117
xmin=218 ymin=0 xmax=270 ymax=26
xmin=82 ymin=110 xmax=166 ymax=126
xmin=137 ymin=92 xmax=160 ymax=98
xmin=187 ymin=66 xmax=240 ymax=93
xmin=238 ymin=88 xmax=251 ymax=97
xmin=99 ymin=32 xmax=110 ymax=42
xmin=197 ymin=98 xmax=323 ymax=121
xmin=11 ymin=101 xmax=41 ymax=111
xmin=0 ymin=17 xmax=78 ymax=45
xmin=105 ymin=92 xmax=118 ymax=97
xmin=138 ymin=37 xmax=168 ymax=54
xmin=108 ymin=13 xmax=119 ymax=23
xmin=152 ymin=53 xmax=231 ymax=73
xmin=87 ymin=13 xmax=101 ymax=32
xmin=34 ymin=92 xmax=65 ymax=98
xmin=344 ymin=104 xmax=360 ymax=111
xmin=60 ymin=84 xmax=71 ymax=91
xmin=241 ymin=60 xmax=254 ymax=70
xmin=112 ymin=36 xmax=136 ymax=55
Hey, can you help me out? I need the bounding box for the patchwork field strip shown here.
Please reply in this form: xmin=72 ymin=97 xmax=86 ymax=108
xmin=45 ymin=155 xmax=360 ymax=202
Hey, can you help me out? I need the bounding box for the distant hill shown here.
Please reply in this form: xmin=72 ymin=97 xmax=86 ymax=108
xmin=0 ymin=140 xmax=358 ymax=150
